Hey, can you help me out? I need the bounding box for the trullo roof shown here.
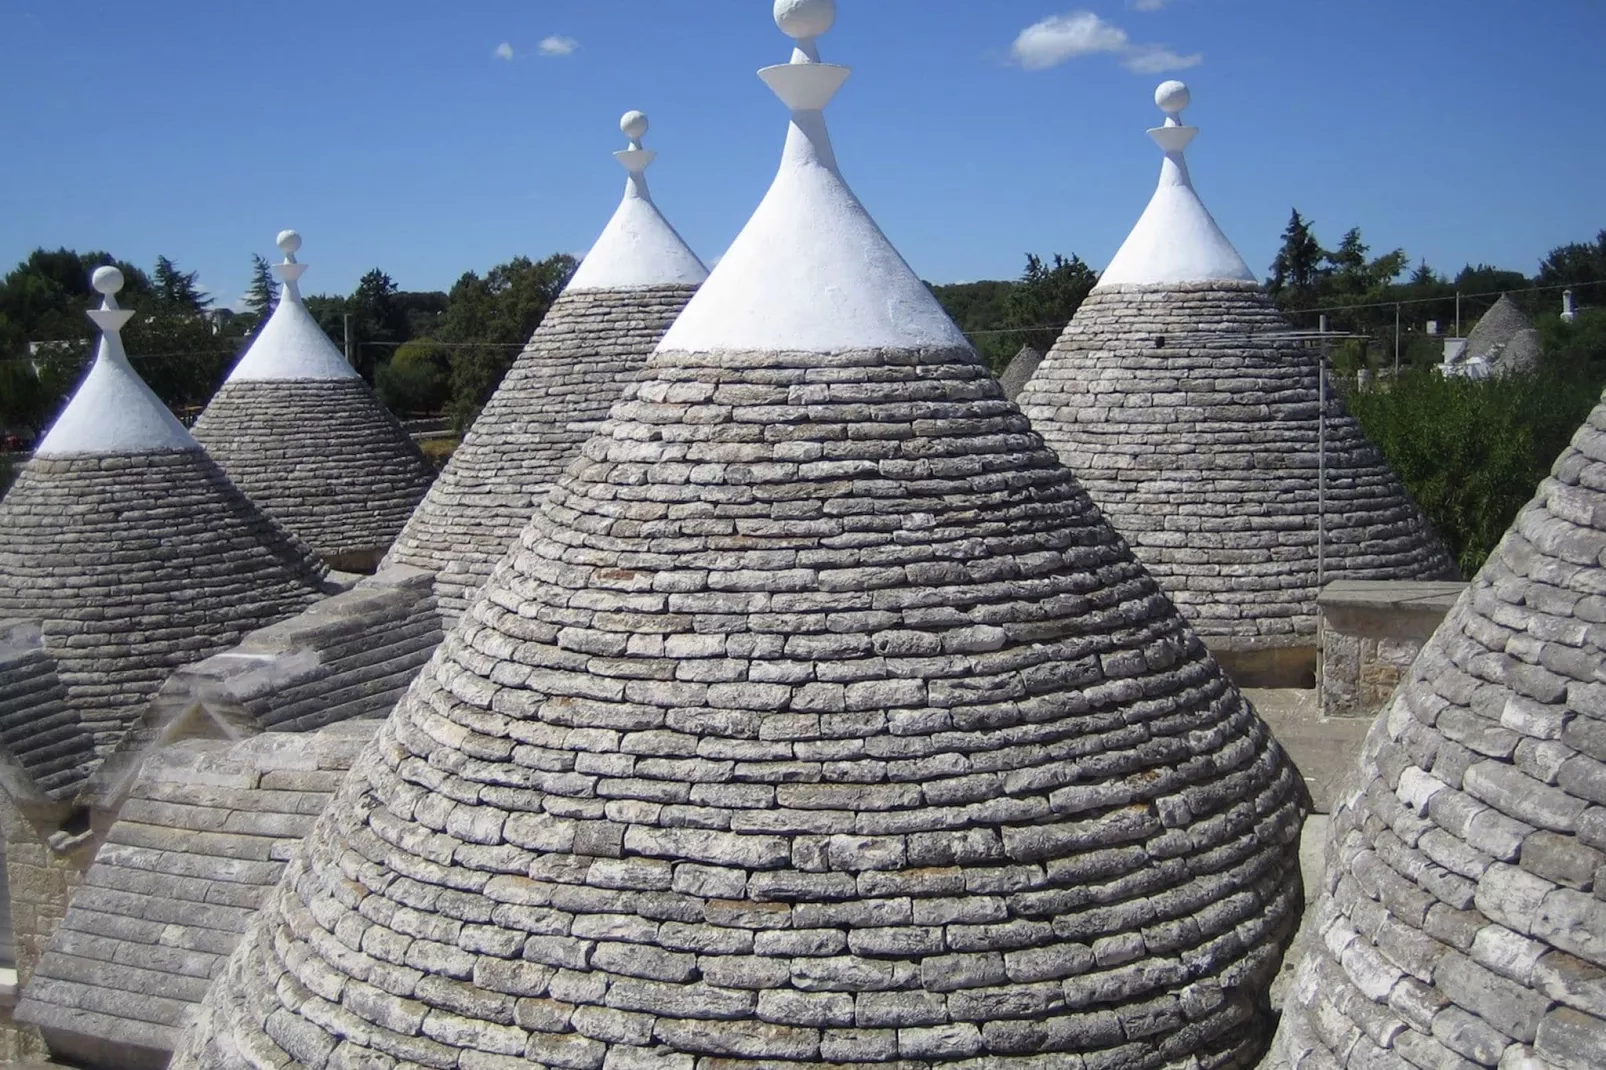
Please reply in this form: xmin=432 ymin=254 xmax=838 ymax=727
xmin=191 ymin=232 xmax=437 ymax=570
xmin=0 ymin=268 xmax=328 ymax=799
xmin=173 ymin=6 xmax=1306 ymax=1068
xmin=1278 ymin=387 xmax=1606 ymax=1070
xmin=382 ymin=111 xmax=708 ymax=618
xmin=1019 ymin=82 xmax=1457 ymax=655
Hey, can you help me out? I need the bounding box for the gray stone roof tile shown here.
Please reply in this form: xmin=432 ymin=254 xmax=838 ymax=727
xmin=1278 ymin=389 xmax=1606 ymax=1068
xmin=13 ymin=721 xmax=379 ymax=1058
xmin=192 ymin=377 xmax=437 ymax=569
xmin=1019 ymin=281 xmax=1459 ymax=650
xmin=383 ymin=284 xmax=700 ymax=619
xmin=0 ymin=451 xmax=329 ymax=799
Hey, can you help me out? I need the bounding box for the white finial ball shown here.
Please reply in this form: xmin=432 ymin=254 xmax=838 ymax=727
xmin=620 ymin=111 xmax=649 ymax=141
xmin=774 ymin=0 xmax=835 ymax=40
xmin=277 ymin=230 xmax=303 ymax=255
xmin=91 ymin=266 xmax=124 ymax=296
xmin=1156 ymin=80 xmax=1191 ymax=115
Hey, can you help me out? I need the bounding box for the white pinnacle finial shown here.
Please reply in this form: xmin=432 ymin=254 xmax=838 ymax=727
xmin=615 ymin=110 xmax=657 ymax=176
xmin=761 ymin=0 xmax=849 ymax=112
xmin=273 ymin=229 xmax=309 ymax=296
xmin=1148 ymin=80 xmax=1197 ymax=153
xmin=92 ymin=266 xmax=124 ymax=304
xmin=1156 ymin=80 xmax=1190 ymax=123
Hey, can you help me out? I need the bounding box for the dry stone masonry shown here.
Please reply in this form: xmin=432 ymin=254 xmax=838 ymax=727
xmin=0 ymin=622 xmax=76 ymax=800
xmin=0 ymin=268 xmax=329 ymax=800
xmin=997 ymin=345 xmax=1043 ymax=404
xmin=14 ymin=722 xmax=380 ymax=1070
xmin=192 ymin=233 xmax=436 ymax=572
xmin=1276 ymin=390 xmax=1606 ymax=1070
xmin=1021 ymin=85 xmax=1454 ymax=664
xmin=383 ymin=110 xmax=707 ymax=620
xmin=174 ymin=6 xmax=1307 ymax=1067
xmin=383 ymin=284 xmax=700 ymax=619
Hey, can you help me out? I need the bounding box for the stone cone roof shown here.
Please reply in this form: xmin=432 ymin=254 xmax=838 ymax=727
xmin=176 ymin=21 xmax=1307 ymax=1070
xmin=0 ymin=450 xmax=330 ymax=798
xmin=192 ymin=376 xmax=437 ymax=570
xmin=998 ymin=345 xmax=1043 ymax=404
xmin=1277 ymin=389 xmax=1606 ymax=1070
xmin=191 ymin=256 xmax=437 ymax=569
xmin=1021 ymin=300 xmax=1455 ymax=652
xmin=382 ymin=126 xmax=707 ymax=619
xmin=381 ymin=283 xmax=701 ymax=618
xmin=1458 ymin=294 xmax=1542 ymax=376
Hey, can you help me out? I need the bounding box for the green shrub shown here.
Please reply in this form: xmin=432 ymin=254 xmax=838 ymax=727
xmin=375 ymin=339 xmax=450 ymax=415
xmin=1346 ymin=360 xmax=1606 ymax=575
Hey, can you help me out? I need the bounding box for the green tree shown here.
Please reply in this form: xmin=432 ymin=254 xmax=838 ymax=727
xmin=375 ymin=338 xmax=451 ymax=415
xmin=441 ymin=254 xmax=577 ymax=430
xmin=929 ymin=279 xmax=1018 ymax=370
xmin=153 ymin=255 xmax=210 ymax=311
xmin=244 ymin=254 xmax=278 ymax=321
xmin=1537 ymin=230 xmax=1606 ymax=309
xmin=1267 ymin=209 xmax=1326 ymax=312
xmin=996 ymin=253 xmax=1097 ymax=363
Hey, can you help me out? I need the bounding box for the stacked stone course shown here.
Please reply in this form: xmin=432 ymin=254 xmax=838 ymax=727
xmin=0 ymin=623 xmax=76 ymax=800
xmin=0 ymin=450 xmax=328 ymax=795
xmin=1022 ymin=281 xmax=1457 ymax=653
xmin=383 ymin=283 xmax=700 ymax=617
xmin=997 ymin=345 xmax=1043 ymax=404
xmin=177 ymin=338 xmax=1308 ymax=1070
xmin=1278 ymin=391 xmax=1606 ymax=1069
xmin=193 ymin=377 xmax=436 ymax=571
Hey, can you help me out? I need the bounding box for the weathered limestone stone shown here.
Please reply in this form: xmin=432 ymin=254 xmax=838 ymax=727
xmin=174 ymin=20 xmax=1304 ymax=1069
xmin=0 ymin=450 xmax=329 ymax=798
xmin=997 ymin=345 xmax=1042 ymax=404
xmin=193 ymin=377 xmax=436 ymax=571
xmin=1020 ymin=282 xmax=1458 ymax=665
xmin=1318 ymin=581 xmax=1467 ymax=718
xmin=1277 ymin=389 xmax=1606 ymax=1068
xmin=12 ymin=722 xmax=380 ymax=1070
xmin=382 ymin=284 xmax=700 ymax=619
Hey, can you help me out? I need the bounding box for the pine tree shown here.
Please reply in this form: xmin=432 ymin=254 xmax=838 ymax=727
xmin=152 ymin=255 xmax=209 ymax=311
xmin=1267 ymin=209 xmax=1326 ymax=309
xmin=244 ymin=254 xmax=278 ymax=320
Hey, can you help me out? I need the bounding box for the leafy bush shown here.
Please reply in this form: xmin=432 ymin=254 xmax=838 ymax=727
xmin=1346 ymin=359 xmax=1606 ymax=575
xmin=375 ymin=339 xmax=450 ymax=415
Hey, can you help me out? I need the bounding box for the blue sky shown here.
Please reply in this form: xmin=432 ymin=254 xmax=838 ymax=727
xmin=0 ymin=0 xmax=1600 ymax=308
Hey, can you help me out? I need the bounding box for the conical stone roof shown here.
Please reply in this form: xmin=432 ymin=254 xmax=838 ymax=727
xmin=382 ymin=111 xmax=708 ymax=618
xmin=1457 ymin=294 xmax=1543 ymax=376
xmin=998 ymin=345 xmax=1043 ymax=404
xmin=191 ymin=232 xmax=437 ymax=571
xmin=0 ymin=268 xmax=328 ymax=798
xmin=1019 ymin=82 xmax=1456 ymax=655
xmin=174 ymin=7 xmax=1306 ymax=1068
xmin=1278 ymin=389 xmax=1606 ymax=1070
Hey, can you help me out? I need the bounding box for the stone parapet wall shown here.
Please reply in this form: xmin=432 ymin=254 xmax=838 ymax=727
xmin=192 ymin=377 xmax=437 ymax=571
xmin=121 ymin=564 xmax=441 ymax=750
xmin=1316 ymin=580 xmax=1465 ymax=718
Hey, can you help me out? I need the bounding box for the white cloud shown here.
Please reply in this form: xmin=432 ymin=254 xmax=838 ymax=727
xmin=494 ymin=41 xmax=514 ymax=62
xmin=1122 ymin=44 xmax=1202 ymax=73
xmin=1011 ymin=12 xmax=1129 ymax=71
xmin=1011 ymin=10 xmax=1200 ymax=74
xmin=539 ymin=35 xmax=578 ymax=57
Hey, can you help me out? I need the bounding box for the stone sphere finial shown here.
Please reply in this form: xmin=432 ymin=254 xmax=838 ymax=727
xmin=774 ymin=0 xmax=835 ymax=40
xmin=277 ymin=230 xmax=303 ymax=256
xmin=1156 ymin=80 xmax=1191 ymax=117
xmin=91 ymin=265 xmax=124 ymax=296
xmin=620 ymin=111 xmax=649 ymax=141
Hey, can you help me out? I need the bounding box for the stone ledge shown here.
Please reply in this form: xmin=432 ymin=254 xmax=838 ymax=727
xmin=1318 ymin=579 xmax=1467 ymax=718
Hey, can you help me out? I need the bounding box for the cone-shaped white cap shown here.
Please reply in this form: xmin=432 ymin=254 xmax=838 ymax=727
xmin=659 ymin=0 xmax=967 ymax=353
xmin=566 ymin=112 xmax=709 ymax=292
xmin=36 ymin=267 xmax=199 ymax=457
xmin=228 ymin=232 xmax=359 ymax=381
xmin=1096 ymin=81 xmax=1256 ymax=289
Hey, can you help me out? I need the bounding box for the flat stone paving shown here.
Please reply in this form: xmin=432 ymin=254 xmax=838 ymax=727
xmin=1243 ymin=688 xmax=1371 ymax=814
